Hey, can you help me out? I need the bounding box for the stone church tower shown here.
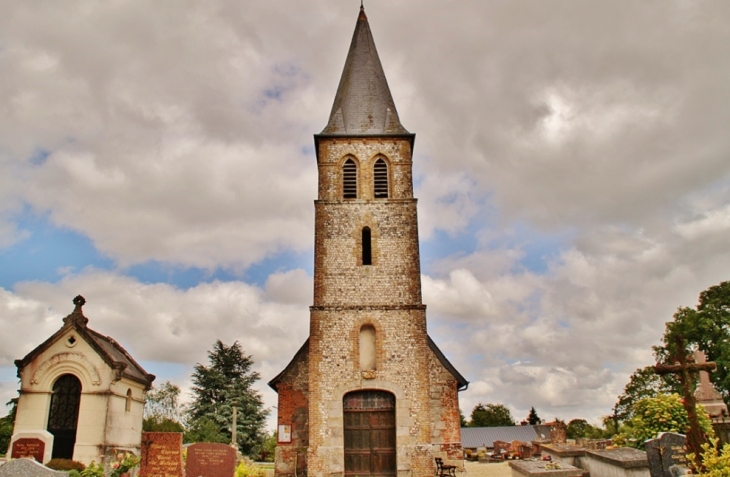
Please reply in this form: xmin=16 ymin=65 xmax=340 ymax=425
xmin=269 ymin=7 xmax=467 ymax=477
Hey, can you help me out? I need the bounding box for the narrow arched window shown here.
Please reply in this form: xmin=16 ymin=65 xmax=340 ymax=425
xmin=125 ymin=389 xmax=133 ymax=412
xmin=359 ymin=325 xmax=376 ymax=371
xmin=374 ymin=158 xmax=388 ymax=198
xmin=343 ymin=158 xmax=357 ymax=199
xmin=362 ymin=227 xmax=372 ymax=265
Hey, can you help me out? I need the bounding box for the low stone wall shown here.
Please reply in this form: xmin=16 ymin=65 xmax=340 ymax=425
xmin=510 ymin=460 xmax=583 ymax=477
xmin=540 ymin=444 xmax=587 ymax=467
xmin=583 ymin=448 xmax=649 ymax=477
xmin=540 ymin=444 xmax=649 ymax=477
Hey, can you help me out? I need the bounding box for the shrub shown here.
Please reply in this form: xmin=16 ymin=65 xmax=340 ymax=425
xmin=691 ymin=438 xmax=730 ymax=476
xmin=616 ymin=394 xmax=713 ymax=448
xmin=80 ymin=461 xmax=104 ymax=477
xmin=235 ymin=458 xmax=265 ymax=477
xmin=46 ymin=458 xmax=86 ymax=472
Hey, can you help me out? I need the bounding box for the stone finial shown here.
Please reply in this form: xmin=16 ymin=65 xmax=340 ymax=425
xmin=63 ymin=295 xmax=89 ymax=328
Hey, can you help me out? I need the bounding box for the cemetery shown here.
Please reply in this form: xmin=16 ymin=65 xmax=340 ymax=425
xmin=0 ymin=4 xmax=729 ymax=477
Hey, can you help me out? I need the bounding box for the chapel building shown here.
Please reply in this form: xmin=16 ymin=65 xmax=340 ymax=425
xmin=269 ymin=7 xmax=467 ymax=477
xmin=10 ymin=296 xmax=155 ymax=464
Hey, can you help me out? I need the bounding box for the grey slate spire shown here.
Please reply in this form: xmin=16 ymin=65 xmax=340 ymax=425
xmin=321 ymin=6 xmax=409 ymax=136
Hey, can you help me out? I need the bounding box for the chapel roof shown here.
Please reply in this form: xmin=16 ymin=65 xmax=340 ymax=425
xmin=15 ymin=295 xmax=156 ymax=388
xmin=319 ymin=6 xmax=410 ymax=136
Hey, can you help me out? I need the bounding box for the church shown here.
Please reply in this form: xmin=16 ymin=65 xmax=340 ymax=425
xmin=269 ymin=6 xmax=468 ymax=477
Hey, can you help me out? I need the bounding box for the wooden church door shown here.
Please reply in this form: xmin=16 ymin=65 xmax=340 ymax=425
xmin=343 ymin=391 xmax=396 ymax=477
xmin=47 ymin=374 xmax=82 ymax=459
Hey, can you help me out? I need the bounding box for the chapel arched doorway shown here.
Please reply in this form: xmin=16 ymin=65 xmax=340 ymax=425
xmin=343 ymin=390 xmax=396 ymax=477
xmin=47 ymin=374 xmax=82 ymax=459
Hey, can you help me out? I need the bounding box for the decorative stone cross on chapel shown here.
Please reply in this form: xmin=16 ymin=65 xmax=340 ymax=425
xmin=655 ymin=336 xmax=717 ymax=470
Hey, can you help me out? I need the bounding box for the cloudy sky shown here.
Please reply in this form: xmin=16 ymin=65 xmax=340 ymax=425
xmin=1 ymin=1 xmax=729 ymax=430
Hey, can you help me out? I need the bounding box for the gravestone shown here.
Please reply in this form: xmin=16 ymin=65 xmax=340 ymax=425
xmin=139 ymin=432 xmax=184 ymax=477
xmin=0 ymin=458 xmax=66 ymax=477
xmin=186 ymin=443 xmax=237 ymax=477
xmin=8 ymin=431 xmax=54 ymax=464
xmin=645 ymin=432 xmax=688 ymax=477
xmin=694 ymin=350 xmax=728 ymax=418
xmin=10 ymin=438 xmax=45 ymax=462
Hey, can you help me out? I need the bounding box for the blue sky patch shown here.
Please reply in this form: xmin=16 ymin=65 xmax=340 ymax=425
xmin=0 ymin=210 xmax=114 ymax=288
xmin=245 ymin=249 xmax=313 ymax=287
xmin=29 ymin=148 xmax=51 ymax=166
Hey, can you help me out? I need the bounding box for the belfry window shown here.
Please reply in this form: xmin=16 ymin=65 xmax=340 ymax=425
xmin=373 ymin=158 xmax=388 ymax=198
xmin=362 ymin=227 xmax=372 ymax=265
xmin=125 ymin=389 xmax=133 ymax=412
xmin=343 ymin=158 xmax=357 ymax=199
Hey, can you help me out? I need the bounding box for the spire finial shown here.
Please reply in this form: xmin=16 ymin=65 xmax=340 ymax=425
xmin=64 ymin=295 xmax=89 ymax=328
xmin=360 ymin=0 xmax=364 ymax=9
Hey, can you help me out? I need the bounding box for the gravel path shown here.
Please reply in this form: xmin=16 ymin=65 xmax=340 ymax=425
xmin=462 ymin=460 xmax=512 ymax=477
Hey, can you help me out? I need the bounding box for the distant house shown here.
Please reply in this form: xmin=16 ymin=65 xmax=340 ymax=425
xmin=461 ymin=425 xmax=552 ymax=451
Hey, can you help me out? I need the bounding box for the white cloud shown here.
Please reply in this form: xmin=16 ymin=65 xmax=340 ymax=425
xmin=1 ymin=0 xmax=730 ymax=429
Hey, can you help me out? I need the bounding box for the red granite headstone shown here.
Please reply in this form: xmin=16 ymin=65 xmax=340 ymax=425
xmin=140 ymin=432 xmax=184 ymax=477
xmin=186 ymin=443 xmax=237 ymax=477
xmin=10 ymin=437 xmax=45 ymax=462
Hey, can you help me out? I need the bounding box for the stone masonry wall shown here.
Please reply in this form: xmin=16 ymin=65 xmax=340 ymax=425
xmin=297 ymin=133 xmax=463 ymax=477
xmin=308 ymin=307 xmax=434 ymax=477
xmin=274 ymin=348 xmax=309 ymax=477
xmin=428 ymin=351 xmax=464 ymax=464
xmin=316 ymin=138 xmax=414 ymax=201
xmin=313 ymin=200 xmax=421 ymax=306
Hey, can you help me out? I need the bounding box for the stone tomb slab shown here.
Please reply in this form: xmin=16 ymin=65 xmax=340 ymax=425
xmin=585 ymin=447 xmax=649 ymax=469
xmin=140 ymin=432 xmax=184 ymax=477
xmin=9 ymin=431 xmax=54 ymax=464
xmin=510 ymin=460 xmax=583 ymax=477
xmin=0 ymin=458 xmax=67 ymax=477
xmin=645 ymin=432 xmax=688 ymax=477
xmin=584 ymin=447 xmax=649 ymax=477
xmin=186 ymin=443 xmax=237 ymax=477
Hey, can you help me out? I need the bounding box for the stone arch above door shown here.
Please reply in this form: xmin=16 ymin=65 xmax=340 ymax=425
xmin=30 ymin=352 xmax=102 ymax=389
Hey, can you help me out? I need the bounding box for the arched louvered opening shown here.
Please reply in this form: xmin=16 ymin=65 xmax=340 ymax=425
xmin=125 ymin=388 xmax=133 ymax=412
xmin=373 ymin=158 xmax=388 ymax=199
xmin=343 ymin=158 xmax=358 ymax=199
xmin=362 ymin=227 xmax=372 ymax=265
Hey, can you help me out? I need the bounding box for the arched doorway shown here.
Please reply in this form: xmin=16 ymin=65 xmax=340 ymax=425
xmin=47 ymin=374 xmax=82 ymax=459
xmin=343 ymin=390 xmax=396 ymax=477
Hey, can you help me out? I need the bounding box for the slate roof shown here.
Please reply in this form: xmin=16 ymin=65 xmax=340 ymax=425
xmin=320 ymin=6 xmax=410 ymax=136
xmin=461 ymin=426 xmax=541 ymax=449
xmin=15 ymin=295 xmax=156 ymax=388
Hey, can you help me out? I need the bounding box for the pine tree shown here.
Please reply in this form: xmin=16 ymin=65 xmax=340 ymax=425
xmin=527 ymin=407 xmax=541 ymax=425
xmin=186 ymin=340 xmax=269 ymax=457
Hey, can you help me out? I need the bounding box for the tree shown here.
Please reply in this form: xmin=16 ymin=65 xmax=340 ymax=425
xmin=459 ymin=409 xmax=467 ymax=428
xmin=527 ymin=407 xmax=541 ymax=425
xmin=144 ymin=381 xmax=185 ymax=432
xmin=651 ymin=281 xmax=730 ymax=468
xmin=613 ymin=366 xmax=677 ymax=424
xmin=468 ymin=403 xmax=515 ymax=427
xmin=566 ymin=419 xmax=604 ymax=439
xmin=614 ymin=394 xmax=713 ymax=449
xmin=0 ymin=399 xmax=18 ymax=455
xmin=186 ymin=340 xmax=269 ymax=457
xmin=653 ymin=281 xmax=730 ymax=402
